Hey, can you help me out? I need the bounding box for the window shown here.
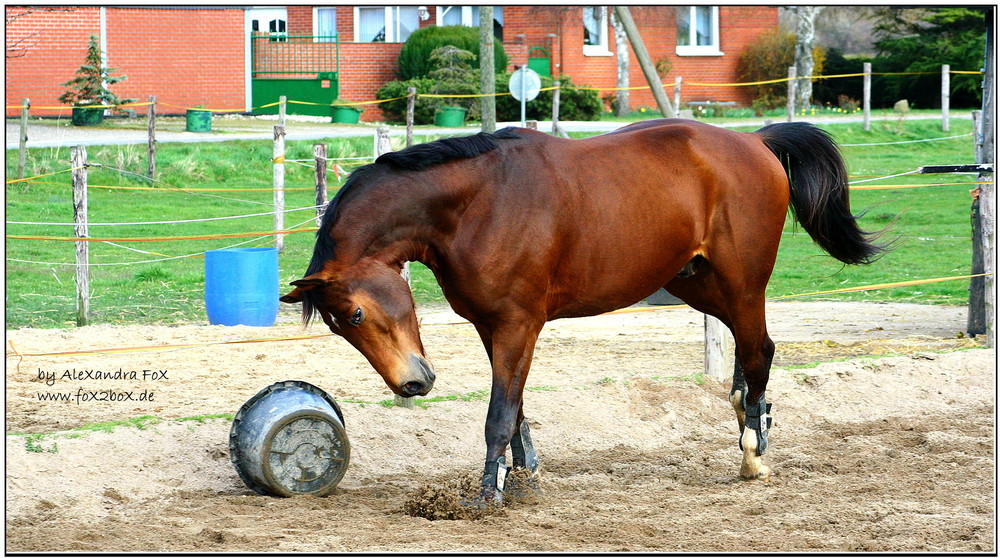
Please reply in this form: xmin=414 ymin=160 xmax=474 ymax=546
xmin=583 ymin=7 xmax=611 ymax=56
xmin=314 ymin=7 xmax=337 ymax=42
xmin=436 ymin=6 xmax=503 ymax=40
xmin=249 ymin=8 xmax=287 ymax=42
xmin=355 ymin=6 xmax=420 ymax=43
xmin=676 ymin=6 xmax=722 ymax=56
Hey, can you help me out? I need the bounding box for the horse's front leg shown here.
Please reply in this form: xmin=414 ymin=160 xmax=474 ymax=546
xmin=477 ymin=318 xmax=543 ymax=503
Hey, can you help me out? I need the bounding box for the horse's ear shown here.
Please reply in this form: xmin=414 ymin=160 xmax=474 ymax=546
xmin=280 ymin=287 xmax=305 ymax=304
xmin=279 ymin=276 xmax=328 ymax=304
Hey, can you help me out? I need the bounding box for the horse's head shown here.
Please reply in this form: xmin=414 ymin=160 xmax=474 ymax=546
xmin=280 ymin=259 xmax=434 ymax=397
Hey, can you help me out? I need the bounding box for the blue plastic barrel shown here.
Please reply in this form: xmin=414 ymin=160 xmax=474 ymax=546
xmin=205 ymin=247 xmax=279 ymax=326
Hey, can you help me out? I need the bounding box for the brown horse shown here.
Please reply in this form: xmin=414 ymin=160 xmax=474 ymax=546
xmin=281 ymin=119 xmax=882 ymax=502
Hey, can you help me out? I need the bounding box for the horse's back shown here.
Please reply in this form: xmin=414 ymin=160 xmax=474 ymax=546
xmin=446 ymin=121 xmax=790 ymax=320
xmin=550 ymin=120 xmax=788 ymax=317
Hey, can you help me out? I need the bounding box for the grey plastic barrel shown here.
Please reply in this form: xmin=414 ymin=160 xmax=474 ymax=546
xmin=230 ymin=380 xmax=350 ymax=497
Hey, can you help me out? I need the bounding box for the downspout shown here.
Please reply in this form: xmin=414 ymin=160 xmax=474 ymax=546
xmin=245 ymin=9 xmax=252 ymax=112
xmin=99 ymin=7 xmax=108 ymax=110
xmin=557 ymin=10 xmax=563 ymax=76
xmin=99 ymin=7 xmax=107 ymax=56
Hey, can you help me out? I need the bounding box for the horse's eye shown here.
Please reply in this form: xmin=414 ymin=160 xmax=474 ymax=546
xmin=349 ymin=307 xmax=364 ymax=326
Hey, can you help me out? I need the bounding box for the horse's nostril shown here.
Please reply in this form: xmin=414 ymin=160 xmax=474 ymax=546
xmin=402 ymin=381 xmax=424 ymax=396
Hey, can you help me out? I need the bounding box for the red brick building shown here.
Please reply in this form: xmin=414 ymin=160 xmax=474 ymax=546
xmin=5 ymin=6 xmax=246 ymax=116
xmin=5 ymin=5 xmax=778 ymax=121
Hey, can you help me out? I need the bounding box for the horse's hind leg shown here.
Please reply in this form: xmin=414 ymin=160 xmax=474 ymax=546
xmin=730 ymin=303 xmax=775 ymax=480
xmin=667 ymin=277 xmax=775 ymax=480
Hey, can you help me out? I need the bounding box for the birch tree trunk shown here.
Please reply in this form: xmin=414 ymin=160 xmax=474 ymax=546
xmin=611 ymin=8 xmax=630 ymax=117
xmin=794 ymin=6 xmax=822 ymax=112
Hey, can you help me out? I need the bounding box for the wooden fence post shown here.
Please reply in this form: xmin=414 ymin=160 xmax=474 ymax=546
xmin=71 ymin=146 xmax=90 ymax=327
xmin=406 ymin=87 xmax=416 ymax=148
xmin=968 ymin=118 xmax=986 ymax=335
xmin=273 ymin=125 xmax=286 ymax=252
xmin=374 ymin=126 xmax=407 ymax=284
xmin=376 ymin=126 xmax=415 ymax=409
xmin=552 ymin=81 xmax=560 ymax=132
xmin=147 ymin=95 xmax=156 ymax=180
xmin=977 ymin=23 xmax=995 ymax=347
xmin=942 ymin=64 xmax=951 ymax=132
xmin=314 ymin=143 xmax=328 ymax=227
xmin=674 ymin=76 xmax=682 ymax=116
xmin=19 ymin=98 xmax=29 ymax=180
xmin=863 ymin=62 xmax=872 ymax=132
xmin=704 ymin=315 xmax=731 ymax=381
xmin=786 ymin=66 xmax=797 ymax=122
xmin=279 ymin=95 xmax=287 ymax=127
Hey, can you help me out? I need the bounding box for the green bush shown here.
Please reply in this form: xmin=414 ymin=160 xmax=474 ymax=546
xmin=496 ymin=74 xmax=603 ymax=122
xmin=378 ymin=72 xmax=603 ymax=124
xmin=396 ymin=25 xmax=509 ymax=80
xmin=737 ymin=29 xmax=825 ymax=113
xmin=376 ymin=78 xmax=437 ymax=123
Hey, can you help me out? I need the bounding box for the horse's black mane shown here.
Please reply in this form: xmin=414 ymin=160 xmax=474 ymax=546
xmin=377 ymin=126 xmax=521 ymax=171
xmin=297 ymin=127 xmax=521 ymax=322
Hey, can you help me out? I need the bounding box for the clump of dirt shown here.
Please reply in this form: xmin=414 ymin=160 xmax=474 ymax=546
xmin=504 ymin=467 xmax=544 ymax=504
xmin=402 ymin=472 xmax=504 ymax=521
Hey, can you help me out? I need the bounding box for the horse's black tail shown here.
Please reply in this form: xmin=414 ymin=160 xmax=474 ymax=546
xmin=756 ymin=122 xmax=886 ymax=265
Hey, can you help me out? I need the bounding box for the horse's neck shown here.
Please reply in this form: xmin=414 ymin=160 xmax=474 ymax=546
xmin=333 ymin=170 xmax=475 ymax=268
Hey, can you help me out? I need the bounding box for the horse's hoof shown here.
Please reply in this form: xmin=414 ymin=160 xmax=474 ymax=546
xmin=740 ymin=463 xmax=771 ymax=481
xmin=460 ymin=486 xmax=502 ymax=509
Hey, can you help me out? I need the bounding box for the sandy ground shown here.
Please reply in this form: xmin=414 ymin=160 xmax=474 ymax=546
xmin=5 ymin=300 xmax=995 ymax=552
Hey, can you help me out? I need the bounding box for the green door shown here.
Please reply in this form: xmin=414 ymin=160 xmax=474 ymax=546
xmin=251 ymin=34 xmax=340 ymax=116
xmin=527 ymin=46 xmax=551 ymax=77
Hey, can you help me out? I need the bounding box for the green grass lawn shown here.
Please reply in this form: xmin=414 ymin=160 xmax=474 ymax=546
xmin=5 ymin=116 xmax=980 ymax=328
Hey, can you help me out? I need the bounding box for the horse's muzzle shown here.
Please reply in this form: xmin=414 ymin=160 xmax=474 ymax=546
xmin=398 ymin=354 xmax=435 ymax=397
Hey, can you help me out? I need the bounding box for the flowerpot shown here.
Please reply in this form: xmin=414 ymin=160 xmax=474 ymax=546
xmin=71 ymin=107 xmax=104 ymax=126
xmin=434 ymin=106 xmax=467 ymax=127
xmin=186 ymin=109 xmax=213 ymax=132
xmin=330 ymin=105 xmax=362 ymax=124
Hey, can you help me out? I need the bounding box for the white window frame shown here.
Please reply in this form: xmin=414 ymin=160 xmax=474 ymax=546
xmin=675 ymin=6 xmax=723 ymax=57
xmin=436 ymin=6 xmax=472 ymax=26
xmin=312 ymin=7 xmax=338 ymax=42
xmin=435 ymin=6 xmax=503 ymax=28
xmin=353 ymin=6 xmax=418 ymax=43
xmin=582 ymin=6 xmax=612 ymax=57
